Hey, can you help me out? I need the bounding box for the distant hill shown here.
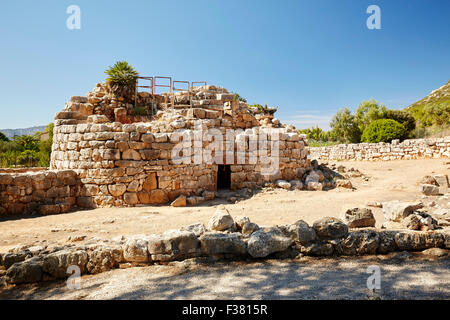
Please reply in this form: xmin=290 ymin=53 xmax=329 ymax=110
xmin=405 ymin=80 xmax=450 ymax=127
xmin=0 ymin=126 xmax=46 ymax=139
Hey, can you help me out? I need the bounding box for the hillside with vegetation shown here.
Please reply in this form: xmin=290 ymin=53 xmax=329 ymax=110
xmin=0 ymin=125 xmax=46 ymax=139
xmin=405 ymin=80 xmax=450 ymax=136
xmin=0 ymin=123 xmax=53 ymax=168
xmin=299 ymin=80 xmax=450 ymax=146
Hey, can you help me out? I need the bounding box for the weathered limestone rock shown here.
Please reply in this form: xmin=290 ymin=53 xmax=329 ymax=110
xmin=208 ymin=207 xmax=235 ymax=231
xmin=123 ymin=239 xmax=149 ymax=263
xmin=276 ymin=180 xmax=291 ymax=190
xmin=180 ymin=223 xmax=207 ymax=237
xmin=247 ymin=227 xmax=294 ymax=258
xmin=6 ymin=258 xmax=43 ymax=284
xmin=382 ymin=201 xmax=423 ymax=222
xmin=342 ymin=208 xmax=376 ymax=228
xmin=123 ymin=192 xmax=138 ymax=205
xmin=242 ymin=222 xmax=260 ymax=236
xmin=108 ymin=184 xmax=127 ymax=197
xmin=199 ymin=232 xmax=247 ymax=256
xmin=377 ymin=230 xmax=398 ymax=253
xmin=334 ymin=230 xmax=380 ymax=255
xmin=86 ymin=245 xmax=123 ymax=274
xmin=394 ymin=231 xmax=445 ymax=251
xmin=420 ymin=184 xmax=440 ymax=196
xmin=42 ymin=250 xmax=88 ymax=278
xmin=280 ymin=220 xmax=317 ymax=245
xmin=235 ymin=216 xmax=250 ymax=230
xmin=149 ymin=189 xmax=169 ymax=204
xmin=147 ymin=230 xmax=200 ymax=261
xmin=171 ymin=195 xmax=187 ymax=207
xmin=313 ymin=217 xmax=348 ymax=240
xmin=307 ymin=181 xmax=323 ymax=191
xmin=402 ymin=212 xmax=438 ymax=231
xmin=2 ymin=251 xmax=31 ymax=269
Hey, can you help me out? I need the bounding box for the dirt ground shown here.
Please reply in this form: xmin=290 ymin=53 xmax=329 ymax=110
xmin=1 ymin=254 xmax=449 ymax=300
xmin=1 ymin=158 xmax=449 ymax=253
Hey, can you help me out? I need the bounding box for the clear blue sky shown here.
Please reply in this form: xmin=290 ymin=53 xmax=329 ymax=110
xmin=0 ymin=0 xmax=449 ymax=130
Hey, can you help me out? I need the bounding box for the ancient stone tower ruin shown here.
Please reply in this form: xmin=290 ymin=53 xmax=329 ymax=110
xmin=49 ymin=78 xmax=311 ymax=208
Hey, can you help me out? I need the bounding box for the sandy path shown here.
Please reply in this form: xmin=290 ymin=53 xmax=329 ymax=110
xmin=1 ymin=255 xmax=449 ymax=300
xmin=0 ymin=158 xmax=448 ymax=252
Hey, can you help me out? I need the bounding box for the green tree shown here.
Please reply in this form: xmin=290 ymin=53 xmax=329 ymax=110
xmin=329 ymin=107 xmax=361 ymax=143
xmin=0 ymin=132 xmax=9 ymax=142
xmin=355 ymin=99 xmax=387 ymax=131
xmin=13 ymin=134 xmax=40 ymax=152
xmin=361 ymin=119 xmax=407 ymax=143
xmin=385 ymin=109 xmax=416 ymax=132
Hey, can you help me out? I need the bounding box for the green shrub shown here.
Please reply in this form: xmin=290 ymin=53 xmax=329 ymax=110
xmin=0 ymin=132 xmax=9 ymax=142
xmin=385 ymin=109 xmax=416 ymax=132
xmin=361 ymin=119 xmax=407 ymax=143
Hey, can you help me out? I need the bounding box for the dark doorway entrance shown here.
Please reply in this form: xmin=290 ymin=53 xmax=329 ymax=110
xmin=217 ymin=165 xmax=231 ymax=189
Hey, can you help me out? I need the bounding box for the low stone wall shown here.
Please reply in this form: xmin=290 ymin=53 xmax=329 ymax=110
xmin=0 ymin=170 xmax=79 ymax=216
xmin=1 ymin=210 xmax=449 ymax=285
xmin=309 ymin=137 xmax=450 ymax=161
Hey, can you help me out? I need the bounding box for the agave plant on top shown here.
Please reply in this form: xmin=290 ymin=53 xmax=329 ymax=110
xmin=104 ymin=61 xmax=139 ymax=101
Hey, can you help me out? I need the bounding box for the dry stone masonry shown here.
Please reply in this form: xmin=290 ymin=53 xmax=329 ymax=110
xmin=49 ymin=83 xmax=311 ymax=210
xmin=309 ymin=137 xmax=450 ymax=161
xmin=1 ymin=81 xmax=313 ymax=216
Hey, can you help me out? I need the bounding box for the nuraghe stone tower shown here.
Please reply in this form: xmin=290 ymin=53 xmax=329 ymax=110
xmin=50 ymin=80 xmax=312 ymax=208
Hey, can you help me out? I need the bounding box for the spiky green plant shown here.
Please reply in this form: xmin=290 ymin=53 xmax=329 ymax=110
xmin=105 ymin=61 xmax=139 ymax=85
xmin=105 ymin=61 xmax=139 ymax=100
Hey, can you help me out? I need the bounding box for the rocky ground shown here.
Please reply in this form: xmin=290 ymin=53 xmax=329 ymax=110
xmin=0 ymin=158 xmax=449 ymax=299
xmin=1 ymin=158 xmax=448 ymax=253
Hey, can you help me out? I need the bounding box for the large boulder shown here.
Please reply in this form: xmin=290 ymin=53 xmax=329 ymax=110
xmin=147 ymin=230 xmax=200 ymax=261
xmin=313 ymin=217 xmax=348 ymax=240
xmin=300 ymin=242 xmax=334 ymax=256
xmin=42 ymin=250 xmax=88 ymax=278
xmin=280 ymin=220 xmax=317 ymax=245
xmin=123 ymin=238 xmax=149 ymax=263
xmin=6 ymin=258 xmax=43 ymax=284
xmin=377 ymin=230 xmax=398 ymax=254
xmin=342 ymin=208 xmax=376 ymax=228
xmin=208 ymin=206 xmax=235 ymax=231
xmin=394 ymin=231 xmax=445 ymax=251
xmin=382 ymin=201 xmax=423 ymax=222
xmin=86 ymin=245 xmax=123 ymax=274
xmin=247 ymin=228 xmax=294 ymax=258
xmin=334 ymin=230 xmax=380 ymax=255
xmin=199 ymin=232 xmax=247 ymax=256
xmin=2 ymin=251 xmax=31 ymax=269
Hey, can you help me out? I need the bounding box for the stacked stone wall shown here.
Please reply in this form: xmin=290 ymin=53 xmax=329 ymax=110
xmin=309 ymin=137 xmax=450 ymax=161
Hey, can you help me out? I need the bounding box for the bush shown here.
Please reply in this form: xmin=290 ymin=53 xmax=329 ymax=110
xmin=361 ymin=119 xmax=407 ymax=143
